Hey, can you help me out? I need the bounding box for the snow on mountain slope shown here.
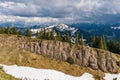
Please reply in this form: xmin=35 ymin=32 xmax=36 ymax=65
xmin=30 ymin=24 xmax=77 ymax=34
xmin=111 ymin=26 xmax=120 ymax=30
xmin=0 ymin=64 xmax=94 ymax=80
xmin=30 ymin=28 xmax=42 ymax=34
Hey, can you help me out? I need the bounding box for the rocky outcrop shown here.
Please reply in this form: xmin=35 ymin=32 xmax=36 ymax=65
xmin=20 ymin=40 xmax=117 ymax=73
xmin=0 ymin=35 xmax=117 ymax=73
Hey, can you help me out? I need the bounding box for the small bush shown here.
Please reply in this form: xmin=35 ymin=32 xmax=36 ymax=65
xmin=17 ymin=35 xmax=22 ymax=38
xmin=66 ymin=57 xmax=74 ymax=64
xmin=116 ymin=61 xmax=120 ymax=67
xmin=0 ymin=66 xmax=3 ymax=70
xmin=32 ymin=57 xmax=37 ymax=60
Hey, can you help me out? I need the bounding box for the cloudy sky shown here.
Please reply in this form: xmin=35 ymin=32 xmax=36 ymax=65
xmin=0 ymin=0 xmax=120 ymax=24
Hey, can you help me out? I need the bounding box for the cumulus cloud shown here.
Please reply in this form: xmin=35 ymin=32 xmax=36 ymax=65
xmin=0 ymin=0 xmax=120 ymax=23
xmin=0 ymin=15 xmax=58 ymax=23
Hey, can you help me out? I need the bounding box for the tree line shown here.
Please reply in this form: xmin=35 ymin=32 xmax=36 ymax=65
xmin=0 ymin=26 xmax=32 ymax=37
xmin=89 ymin=35 xmax=120 ymax=54
xmin=36 ymin=28 xmax=120 ymax=54
xmin=89 ymin=35 xmax=107 ymax=50
xmin=0 ymin=26 xmax=22 ymax=35
xmin=35 ymin=28 xmax=85 ymax=46
xmin=0 ymin=26 xmax=120 ymax=54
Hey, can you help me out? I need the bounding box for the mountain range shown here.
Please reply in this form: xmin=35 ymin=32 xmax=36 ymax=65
xmin=1 ymin=22 xmax=120 ymax=41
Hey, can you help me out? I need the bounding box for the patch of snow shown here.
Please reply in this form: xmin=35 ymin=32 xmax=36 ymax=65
xmin=30 ymin=28 xmax=42 ymax=34
xmin=71 ymin=29 xmax=78 ymax=36
xmin=46 ymin=25 xmax=55 ymax=29
xmin=1 ymin=64 xmax=95 ymax=80
xmin=30 ymin=24 xmax=77 ymax=35
xmin=111 ymin=26 xmax=120 ymax=30
xmin=55 ymin=24 xmax=75 ymax=31
xmin=104 ymin=73 xmax=120 ymax=80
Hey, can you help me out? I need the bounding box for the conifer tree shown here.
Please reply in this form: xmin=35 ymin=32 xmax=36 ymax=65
xmin=44 ymin=27 xmax=46 ymax=38
xmin=98 ymin=35 xmax=107 ymax=50
xmin=89 ymin=35 xmax=99 ymax=48
xmin=46 ymin=30 xmax=50 ymax=40
xmin=18 ymin=30 xmax=22 ymax=35
xmin=11 ymin=26 xmax=17 ymax=34
xmin=65 ymin=32 xmax=71 ymax=43
xmin=42 ymin=27 xmax=46 ymax=39
xmin=36 ymin=31 xmax=39 ymax=38
xmin=5 ymin=26 xmax=11 ymax=34
xmin=79 ymin=34 xmax=84 ymax=46
xmin=25 ymin=29 xmax=31 ymax=37
xmin=75 ymin=33 xmax=79 ymax=44
xmin=0 ymin=28 xmax=5 ymax=34
xmin=56 ymin=32 xmax=61 ymax=41
xmin=50 ymin=29 xmax=54 ymax=40
xmin=99 ymin=37 xmax=104 ymax=49
xmin=102 ymin=35 xmax=107 ymax=50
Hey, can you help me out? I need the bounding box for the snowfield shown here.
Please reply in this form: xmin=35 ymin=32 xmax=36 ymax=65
xmin=0 ymin=64 xmax=120 ymax=80
xmin=0 ymin=64 xmax=94 ymax=80
xmin=104 ymin=73 xmax=120 ymax=80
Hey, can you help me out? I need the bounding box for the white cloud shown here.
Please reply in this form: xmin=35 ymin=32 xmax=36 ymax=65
xmin=0 ymin=1 xmax=38 ymax=16
xmin=74 ymin=0 xmax=101 ymax=12
xmin=0 ymin=15 xmax=58 ymax=23
xmin=0 ymin=0 xmax=120 ymax=23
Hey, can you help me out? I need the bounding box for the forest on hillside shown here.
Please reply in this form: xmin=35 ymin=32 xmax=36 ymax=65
xmin=0 ymin=26 xmax=120 ymax=55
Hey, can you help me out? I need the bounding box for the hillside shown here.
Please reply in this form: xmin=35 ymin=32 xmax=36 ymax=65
xmin=0 ymin=69 xmax=18 ymax=80
xmin=0 ymin=34 xmax=120 ymax=80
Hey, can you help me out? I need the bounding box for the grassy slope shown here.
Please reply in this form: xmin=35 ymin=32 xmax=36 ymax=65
xmin=0 ymin=35 xmax=107 ymax=80
xmin=0 ymin=70 xmax=18 ymax=80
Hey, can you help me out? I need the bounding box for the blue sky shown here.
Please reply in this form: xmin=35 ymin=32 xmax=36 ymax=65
xmin=0 ymin=0 xmax=120 ymax=24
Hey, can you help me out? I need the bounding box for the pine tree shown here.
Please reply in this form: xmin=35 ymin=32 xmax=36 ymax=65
xmin=5 ymin=26 xmax=11 ymax=34
xmin=99 ymin=37 xmax=104 ymax=49
xmin=79 ymin=34 xmax=84 ymax=46
xmin=36 ymin=31 xmax=39 ymax=38
xmin=25 ymin=29 xmax=31 ymax=37
xmin=50 ymin=29 xmax=54 ymax=40
xmin=0 ymin=28 xmax=5 ymax=34
xmin=108 ymin=39 xmax=120 ymax=54
xmin=18 ymin=30 xmax=23 ymax=35
xmin=65 ymin=32 xmax=71 ymax=43
xmin=89 ymin=35 xmax=99 ymax=48
xmin=75 ymin=33 xmax=79 ymax=44
xmin=56 ymin=32 xmax=61 ymax=41
xmin=46 ymin=30 xmax=50 ymax=40
xmin=98 ymin=35 xmax=107 ymax=50
xmin=102 ymin=35 xmax=107 ymax=50
xmin=42 ymin=27 xmax=46 ymax=39
xmin=44 ymin=27 xmax=46 ymax=39
xmin=11 ymin=26 xmax=17 ymax=34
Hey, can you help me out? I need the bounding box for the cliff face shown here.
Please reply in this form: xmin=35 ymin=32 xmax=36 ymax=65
xmin=0 ymin=34 xmax=117 ymax=73
xmin=20 ymin=40 xmax=117 ymax=73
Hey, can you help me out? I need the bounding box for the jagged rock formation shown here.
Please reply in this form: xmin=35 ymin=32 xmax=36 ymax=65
xmin=20 ymin=39 xmax=117 ymax=73
xmin=0 ymin=35 xmax=117 ymax=73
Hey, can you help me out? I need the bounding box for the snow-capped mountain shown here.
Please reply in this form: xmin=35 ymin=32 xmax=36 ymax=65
xmin=30 ymin=24 xmax=78 ymax=36
xmin=30 ymin=24 xmax=81 ymax=43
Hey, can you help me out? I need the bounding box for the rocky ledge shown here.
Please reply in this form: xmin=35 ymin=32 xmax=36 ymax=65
xmin=20 ymin=40 xmax=117 ymax=73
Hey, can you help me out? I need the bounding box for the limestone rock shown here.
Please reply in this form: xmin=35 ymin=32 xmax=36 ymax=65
xmin=20 ymin=40 xmax=118 ymax=73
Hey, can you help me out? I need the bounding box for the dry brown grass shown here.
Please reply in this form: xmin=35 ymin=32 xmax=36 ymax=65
xmin=0 ymin=44 xmax=105 ymax=80
xmin=0 ymin=34 xmax=113 ymax=80
xmin=0 ymin=70 xmax=18 ymax=80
